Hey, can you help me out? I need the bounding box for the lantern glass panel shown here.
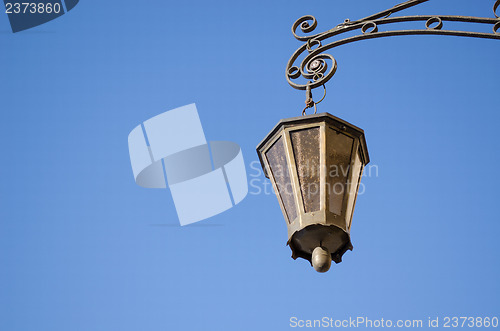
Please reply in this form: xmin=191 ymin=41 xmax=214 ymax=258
xmin=326 ymin=129 xmax=354 ymax=216
xmin=345 ymin=149 xmax=363 ymax=230
xmin=265 ymin=137 xmax=297 ymax=223
xmin=290 ymin=127 xmax=321 ymax=213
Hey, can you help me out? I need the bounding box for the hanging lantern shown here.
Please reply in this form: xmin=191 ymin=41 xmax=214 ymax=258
xmin=256 ymin=113 xmax=369 ymax=272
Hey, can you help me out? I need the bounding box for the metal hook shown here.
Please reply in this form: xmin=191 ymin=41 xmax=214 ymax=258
xmin=315 ymin=85 xmax=327 ymax=105
xmin=302 ymin=84 xmax=326 ymax=115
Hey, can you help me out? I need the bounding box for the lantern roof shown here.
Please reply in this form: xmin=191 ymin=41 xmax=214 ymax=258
xmin=257 ymin=112 xmax=370 ymax=178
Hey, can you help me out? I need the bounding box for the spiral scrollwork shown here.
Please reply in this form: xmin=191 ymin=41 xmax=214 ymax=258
xmin=292 ymin=15 xmax=320 ymax=41
xmin=287 ymin=52 xmax=337 ymax=90
xmin=286 ymin=1 xmax=500 ymax=92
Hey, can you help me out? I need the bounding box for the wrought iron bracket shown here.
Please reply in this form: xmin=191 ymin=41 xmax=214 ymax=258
xmin=287 ymin=0 xmax=500 ymax=92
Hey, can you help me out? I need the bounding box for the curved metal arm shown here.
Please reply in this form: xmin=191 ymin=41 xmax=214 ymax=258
xmin=287 ymin=0 xmax=500 ymax=91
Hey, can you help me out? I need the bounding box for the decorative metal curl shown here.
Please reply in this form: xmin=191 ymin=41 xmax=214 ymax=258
xmin=286 ymin=0 xmax=500 ymax=92
xmin=292 ymin=15 xmax=319 ymax=41
xmin=361 ymin=22 xmax=378 ymax=34
xmin=287 ymin=52 xmax=337 ymax=90
xmin=425 ymin=17 xmax=443 ymax=30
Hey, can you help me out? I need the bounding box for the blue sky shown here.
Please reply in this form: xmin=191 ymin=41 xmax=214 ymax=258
xmin=1 ymin=0 xmax=499 ymax=330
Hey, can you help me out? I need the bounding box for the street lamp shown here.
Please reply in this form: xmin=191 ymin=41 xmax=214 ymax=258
xmin=257 ymin=0 xmax=500 ymax=272
xmin=257 ymin=113 xmax=369 ymax=272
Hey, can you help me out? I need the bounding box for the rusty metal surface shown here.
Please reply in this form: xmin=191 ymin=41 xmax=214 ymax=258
xmin=287 ymin=0 xmax=500 ymax=91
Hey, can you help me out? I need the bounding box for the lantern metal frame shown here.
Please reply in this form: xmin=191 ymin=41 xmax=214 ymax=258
xmin=257 ymin=113 xmax=369 ymax=264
